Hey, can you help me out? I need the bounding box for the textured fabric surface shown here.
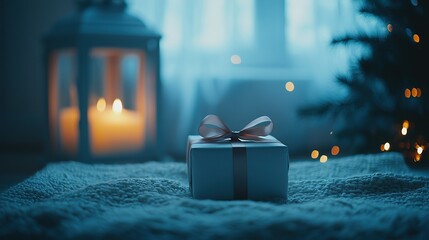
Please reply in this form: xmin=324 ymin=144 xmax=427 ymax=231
xmin=1 ymin=152 xmax=429 ymax=239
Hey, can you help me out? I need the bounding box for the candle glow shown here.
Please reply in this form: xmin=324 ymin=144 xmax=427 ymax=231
xmin=60 ymin=98 xmax=144 ymax=155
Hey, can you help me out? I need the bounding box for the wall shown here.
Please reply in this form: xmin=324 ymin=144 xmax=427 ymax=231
xmin=0 ymin=0 xmax=74 ymax=153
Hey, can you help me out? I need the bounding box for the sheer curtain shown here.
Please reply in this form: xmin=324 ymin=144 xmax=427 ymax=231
xmin=128 ymin=0 xmax=359 ymax=156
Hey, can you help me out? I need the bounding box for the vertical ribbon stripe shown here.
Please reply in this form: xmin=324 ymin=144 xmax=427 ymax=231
xmin=231 ymin=141 xmax=247 ymax=200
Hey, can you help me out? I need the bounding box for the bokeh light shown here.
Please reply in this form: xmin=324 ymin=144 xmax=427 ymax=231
xmin=112 ymin=98 xmax=123 ymax=113
xmin=403 ymin=120 xmax=409 ymax=129
xmin=96 ymin=98 xmax=106 ymax=112
xmin=311 ymin=150 xmax=319 ymax=159
xmin=230 ymin=55 xmax=242 ymax=64
xmin=401 ymin=127 xmax=407 ymax=136
xmin=387 ymin=24 xmax=393 ymax=32
xmin=404 ymin=88 xmax=411 ymax=98
xmin=412 ymin=88 xmax=418 ymax=97
xmin=383 ymin=142 xmax=390 ymax=151
xmin=413 ymin=34 xmax=420 ymax=43
xmin=285 ymin=81 xmax=295 ymax=92
xmin=417 ymin=146 xmax=423 ymax=155
xmin=320 ymin=155 xmax=328 ymax=163
xmin=331 ymin=146 xmax=340 ymax=156
xmin=416 ymin=88 xmax=422 ymax=97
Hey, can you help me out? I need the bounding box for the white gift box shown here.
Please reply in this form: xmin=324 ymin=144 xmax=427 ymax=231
xmin=187 ymin=135 xmax=289 ymax=200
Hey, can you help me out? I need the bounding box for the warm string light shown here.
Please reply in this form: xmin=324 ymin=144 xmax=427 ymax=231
xmin=285 ymin=81 xmax=295 ymax=92
xmin=331 ymin=146 xmax=340 ymax=156
xmin=320 ymin=155 xmax=328 ymax=163
xmin=404 ymin=88 xmax=422 ymax=98
xmin=380 ymin=142 xmax=390 ymax=152
xmin=413 ymin=34 xmax=420 ymax=43
xmin=311 ymin=150 xmax=319 ymax=159
xmin=401 ymin=120 xmax=409 ymax=136
xmin=414 ymin=144 xmax=424 ymax=162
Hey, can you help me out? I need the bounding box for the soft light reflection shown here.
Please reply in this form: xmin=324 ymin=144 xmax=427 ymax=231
xmin=401 ymin=127 xmax=407 ymax=136
xmin=412 ymin=88 xmax=418 ymax=97
xmin=417 ymin=146 xmax=423 ymax=155
xmin=112 ymin=98 xmax=123 ymax=114
xmin=383 ymin=142 xmax=390 ymax=151
xmin=230 ymin=55 xmax=242 ymax=64
xmin=403 ymin=120 xmax=409 ymax=129
xmin=405 ymin=88 xmax=411 ymax=98
xmin=285 ymin=81 xmax=295 ymax=92
xmin=413 ymin=34 xmax=420 ymax=43
xmin=320 ymin=155 xmax=328 ymax=163
xmin=417 ymin=88 xmax=422 ymax=97
xmin=415 ymin=154 xmax=421 ymax=162
xmin=331 ymin=146 xmax=340 ymax=156
xmin=311 ymin=150 xmax=319 ymax=159
xmin=96 ymin=98 xmax=106 ymax=112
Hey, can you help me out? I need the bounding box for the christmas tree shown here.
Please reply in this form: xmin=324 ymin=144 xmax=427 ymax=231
xmin=300 ymin=0 xmax=429 ymax=167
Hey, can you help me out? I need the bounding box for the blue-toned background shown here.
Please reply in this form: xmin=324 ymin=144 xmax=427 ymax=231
xmin=0 ymin=0 xmax=377 ymax=160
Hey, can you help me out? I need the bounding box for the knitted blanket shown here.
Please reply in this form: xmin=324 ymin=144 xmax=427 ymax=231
xmin=1 ymin=153 xmax=428 ymax=239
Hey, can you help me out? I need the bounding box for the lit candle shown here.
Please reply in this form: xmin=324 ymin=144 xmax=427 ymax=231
xmin=59 ymin=98 xmax=145 ymax=155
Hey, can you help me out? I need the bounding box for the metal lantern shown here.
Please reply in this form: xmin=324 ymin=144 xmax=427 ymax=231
xmin=44 ymin=0 xmax=161 ymax=161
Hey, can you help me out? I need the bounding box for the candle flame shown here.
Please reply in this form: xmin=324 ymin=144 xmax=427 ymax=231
xmin=112 ymin=98 xmax=123 ymax=114
xmin=96 ymin=98 xmax=106 ymax=112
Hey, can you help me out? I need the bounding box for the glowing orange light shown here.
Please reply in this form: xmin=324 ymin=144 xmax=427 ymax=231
xmin=311 ymin=150 xmax=319 ymax=159
xmin=387 ymin=24 xmax=393 ymax=32
xmin=413 ymin=34 xmax=420 ymax=43
xmin=415 ymin=154 xmax=421 ymax=162
xmin=331 ymin=146 xmax=340 ymax=156
xmin=380 ymin=144 xmax=385 ymax=152
xmin=320 ymin=155 xmax=328 ymax=163
xmin=412 ymin=88 xmax=418 ymax=97
xmin=416 ymin=88 xmax=422 ymax=97
xmin=285 ymin=82 xmax=295 ymax=92
xmin=401 ymin=127 xmax=407 ymax=136
xmin=402 ymin=120 xmax=409 ymax=129
xmin=404 ymin=88 xmax=411 ymax=98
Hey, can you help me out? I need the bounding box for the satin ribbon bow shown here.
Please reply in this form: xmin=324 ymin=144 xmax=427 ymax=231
xmin=198 ymin=115 xmax=273 ymax=141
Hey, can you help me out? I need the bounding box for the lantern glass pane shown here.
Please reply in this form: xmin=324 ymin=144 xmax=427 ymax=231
xmin=88 ymin=48 xmax=147 ymax=156
xmin=49 ymin=50 xmax=78 ymax=155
